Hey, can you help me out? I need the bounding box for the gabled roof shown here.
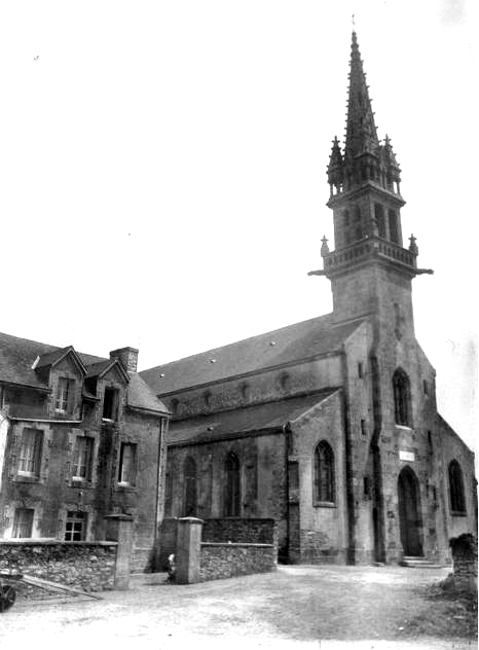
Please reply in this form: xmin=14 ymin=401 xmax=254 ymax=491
xmin=141 ymin=314 xmax=363 ymax=396
xmin=84 ymin=358 xmax=129 ymax=384
xmin=0 ymin=331 xmax=168 ymax=416
xmin=167 ymin=389 xmax=339 ymax=446
xmin=36 ymin=345 xmax=87 ymax=375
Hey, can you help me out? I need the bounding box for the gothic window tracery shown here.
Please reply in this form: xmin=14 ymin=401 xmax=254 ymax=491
xmin=392 ymin=368 xmax=412 ymax=426
xmin=314 ymin=440 xmax=335 ymax=504
xmin=448 ymin=460 xmax=466 ymax=514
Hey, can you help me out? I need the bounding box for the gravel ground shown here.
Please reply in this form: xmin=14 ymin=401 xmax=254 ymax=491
xmin=0 ymin=565 xmax=476 ymax=650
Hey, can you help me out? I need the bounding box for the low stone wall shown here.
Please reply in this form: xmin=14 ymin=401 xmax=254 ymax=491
xmin=0 ymin=540 xmax=117 ymax=593
xmin=450 ymin=534 xmax=477 ymax=592
xmin=202 ymin=518 xmax=277 ymax=547
xmin=199 ymin=542 xmax=276 ymax=581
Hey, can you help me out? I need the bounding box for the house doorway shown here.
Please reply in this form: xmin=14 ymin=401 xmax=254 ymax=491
xmin=398 ymin=466 xmax=423 ymax=556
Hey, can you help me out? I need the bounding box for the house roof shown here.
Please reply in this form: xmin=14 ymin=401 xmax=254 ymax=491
xmin=0 ymin=331 xmax=168 ymax=415
xmin=167 ymin=389 xmax=339 ymax=446
xmin=141 ymin=314 xmax=363 ymax=396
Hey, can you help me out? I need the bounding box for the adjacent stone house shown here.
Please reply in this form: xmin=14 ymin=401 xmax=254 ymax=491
xmin=0 ymin=336 xmax=169 ymax=571
xmin=141 ymin=32 xmax=477 ymax=565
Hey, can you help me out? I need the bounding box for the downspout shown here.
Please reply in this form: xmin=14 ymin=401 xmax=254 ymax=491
xmin=340 ymin=346 xmax=356 ymax=564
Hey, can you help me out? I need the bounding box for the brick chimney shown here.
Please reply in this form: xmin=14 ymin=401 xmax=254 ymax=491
xmin=109 ymin=347 xmax=139 ymax=375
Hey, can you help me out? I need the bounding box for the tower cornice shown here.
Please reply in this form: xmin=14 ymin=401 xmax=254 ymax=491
xmin=327 ymin=181 xmax=406 ymax=210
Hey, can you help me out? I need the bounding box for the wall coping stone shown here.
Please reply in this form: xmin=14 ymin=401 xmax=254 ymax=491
xmin=201 ymin=542 xmax=274 ymax=548
xmin=0 ymin=540 xmax=117 ymax=547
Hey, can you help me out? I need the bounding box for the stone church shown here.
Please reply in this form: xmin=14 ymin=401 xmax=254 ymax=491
xmin=141 ymin=32 xmax=476 ymax=565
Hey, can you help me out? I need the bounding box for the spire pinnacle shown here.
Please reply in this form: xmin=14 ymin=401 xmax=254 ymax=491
xmin=345 ymin=31 xmax=379 ymax=158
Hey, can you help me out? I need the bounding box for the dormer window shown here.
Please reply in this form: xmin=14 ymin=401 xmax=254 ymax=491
xmin=55 ymin=377 xmax=75 ymax=414
xmin=103 ymin=387 xmax=119 ymax=421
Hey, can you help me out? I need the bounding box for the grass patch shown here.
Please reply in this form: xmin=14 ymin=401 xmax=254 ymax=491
xmin=400 ymin=575 xmax=477 ymax=639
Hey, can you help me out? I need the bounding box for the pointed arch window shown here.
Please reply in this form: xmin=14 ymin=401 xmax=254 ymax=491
xmin=448 ymin=460 xmax=466 ymax=514
xmin=183 ymin=456 xmax=197 ymax=517
xmin=224 ymin=452 xmax=241 ymax=517
xmin=392 ymin=368 xmax=412 ymax=427
xmin=314 ymin=441 xmax=335 ymax=504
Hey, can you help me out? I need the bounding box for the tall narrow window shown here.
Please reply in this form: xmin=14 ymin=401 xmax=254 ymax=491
xmin=448 ymin=460 xmax=466 ymax=514
xmin=314 ymin=441 xmax=335 ymax=504
xmin=118 ymin=443 xmax=137 ymax=486
xmin=72 ymin=436 xmax=94 ymax=481
xmin=18 ymin=428 xmax=43 ymax=476
xmin=392 ymin=368 xmax=411 ymax=426
xmin=64 ymin=511 xmax=87 ymax=541
xmin=103 ymin=387 xmax=119 ymax=421
xmin=388 ymin=210 xmax=399 ymax=244
xmin=224 ymin=452 xmax=240 ymax=517
xmin=12 ymin=508 xmax=34 ymax=538
xmin=374 ymin=203 xmax=386 ymax=238
xmin=183 ymin=456 xmax=197 ymax=517
xmin=55 ymin=377 xmax=75 ymax=413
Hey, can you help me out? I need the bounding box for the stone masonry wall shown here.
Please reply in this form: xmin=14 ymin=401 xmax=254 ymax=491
xmin=0 ymin=540 xmax=117 ymax=593
xmin=202 ymin=518 xmax=277 ymax=547
xmin=199 ymin=542 xmax=276 ymax=581
xmin=450 ymin=534 xmax=478 ymax=592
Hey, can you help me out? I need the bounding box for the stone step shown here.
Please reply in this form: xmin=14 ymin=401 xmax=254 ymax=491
xmin=400 ymin=556 xmax=445 ymax=569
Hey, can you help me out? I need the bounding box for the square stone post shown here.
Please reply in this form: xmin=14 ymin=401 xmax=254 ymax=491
xmin=176 ymin=517 xmax=204 ymax=584
xmin=105 ymin=514 xmax=134 ymax=590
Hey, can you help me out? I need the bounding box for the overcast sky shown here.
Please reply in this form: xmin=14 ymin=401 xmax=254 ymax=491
xmin=0 ymin=1 xmax=476 ymax=450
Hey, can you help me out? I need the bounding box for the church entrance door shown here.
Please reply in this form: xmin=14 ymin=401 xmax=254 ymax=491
xmin=398 ymin=466 xmax=423 ymax=556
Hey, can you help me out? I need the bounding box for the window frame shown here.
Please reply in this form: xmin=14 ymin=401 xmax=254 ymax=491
xmin=18 ymin=427 xmax=43 ymax=478
xmin=183 ymin=456 xmax=198 ymax=517
xmin=313 ymin=440 xmax=336 ymax=506
xmin=118 ymin=442 xmax=137 ymax=487
xmin=102 ymin=386 xmax=119 ymax=421
xmin=224 ymin=452 xmax=241 ymax=517
xmin=72 ymin=435 xmax=94 ymax=482
xmin=55 ymin=377 xmax=75 ymax=414
xmin=448 ymin=460 xmax=467 ymax=515
xmin=12 ymin=507 xmax=34 ymax=538
xmin=64 ymin=510 xmax=88 ymax=541
xmin=392 ymin=368 xmax=412 ymax=427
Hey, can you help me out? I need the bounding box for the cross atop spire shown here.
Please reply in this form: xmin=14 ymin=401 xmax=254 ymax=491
xmin=344 ymin=31 xmax=379 ymax=158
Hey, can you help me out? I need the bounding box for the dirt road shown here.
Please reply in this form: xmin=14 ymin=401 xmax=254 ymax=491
xmin=0 ymin=565 xmax=476 ymax=650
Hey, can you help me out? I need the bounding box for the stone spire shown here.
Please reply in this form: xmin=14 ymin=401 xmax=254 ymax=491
xmin=344 ymin=31 xmax=379 ymax=159
xmin=345 ymin=32 xmax=379 ymax=157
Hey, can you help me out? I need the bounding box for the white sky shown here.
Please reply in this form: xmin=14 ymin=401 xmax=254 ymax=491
xmin=0 ymin=1 xmax=477 ymax=450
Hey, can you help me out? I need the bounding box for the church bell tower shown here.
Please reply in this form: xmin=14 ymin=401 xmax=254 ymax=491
xmin=312 ymin=31 xmax=432 ymax=326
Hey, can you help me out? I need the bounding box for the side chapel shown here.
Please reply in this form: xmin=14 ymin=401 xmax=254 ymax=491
xmin=141 ymin=32 xmax=476 ymax=564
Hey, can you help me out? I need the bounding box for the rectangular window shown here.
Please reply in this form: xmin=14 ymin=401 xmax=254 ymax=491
xmin=360 ymin=419 xmax=367 ymax=436
xmin=55 ymin=377 xmax=75 ymax=413
xmin=103 ymin=387 xmax=119 ymax=421
xmin=12 ymin=508 xmax=34 ymax=538
xmin=358 ymin=362 xmax=364 ymax=378
xmin=64 ymin=511 xmax=87 ymax=541
xmin=118 ymin=443 xmax=137 ymax=486
xmin=72 ymin=436 xmax=94 ymax=480
xmin=18 ymin=428 xmax=43 ymax=476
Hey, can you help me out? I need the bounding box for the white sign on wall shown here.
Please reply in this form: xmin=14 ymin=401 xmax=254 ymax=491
xmin=399 ymin=450 xmax=415 ymax=462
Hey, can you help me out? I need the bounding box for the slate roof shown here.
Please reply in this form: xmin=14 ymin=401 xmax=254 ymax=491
xmin=167 ymin=389 xmax=338 ymax=446
xmin=0 ymin=331 xmax=168 ymax=415
xmin=141 ymin=314 xmax=363 ymax=396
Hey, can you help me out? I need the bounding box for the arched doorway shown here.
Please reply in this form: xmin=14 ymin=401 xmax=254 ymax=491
xmin=398 ymin=466 xmax=423 ymax=556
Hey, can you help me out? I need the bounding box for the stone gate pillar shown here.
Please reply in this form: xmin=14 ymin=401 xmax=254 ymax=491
xmin=105 ymin=513 xmax=134 ymax=590
xmin=176 ymin=517 xmax=204 ymax=584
